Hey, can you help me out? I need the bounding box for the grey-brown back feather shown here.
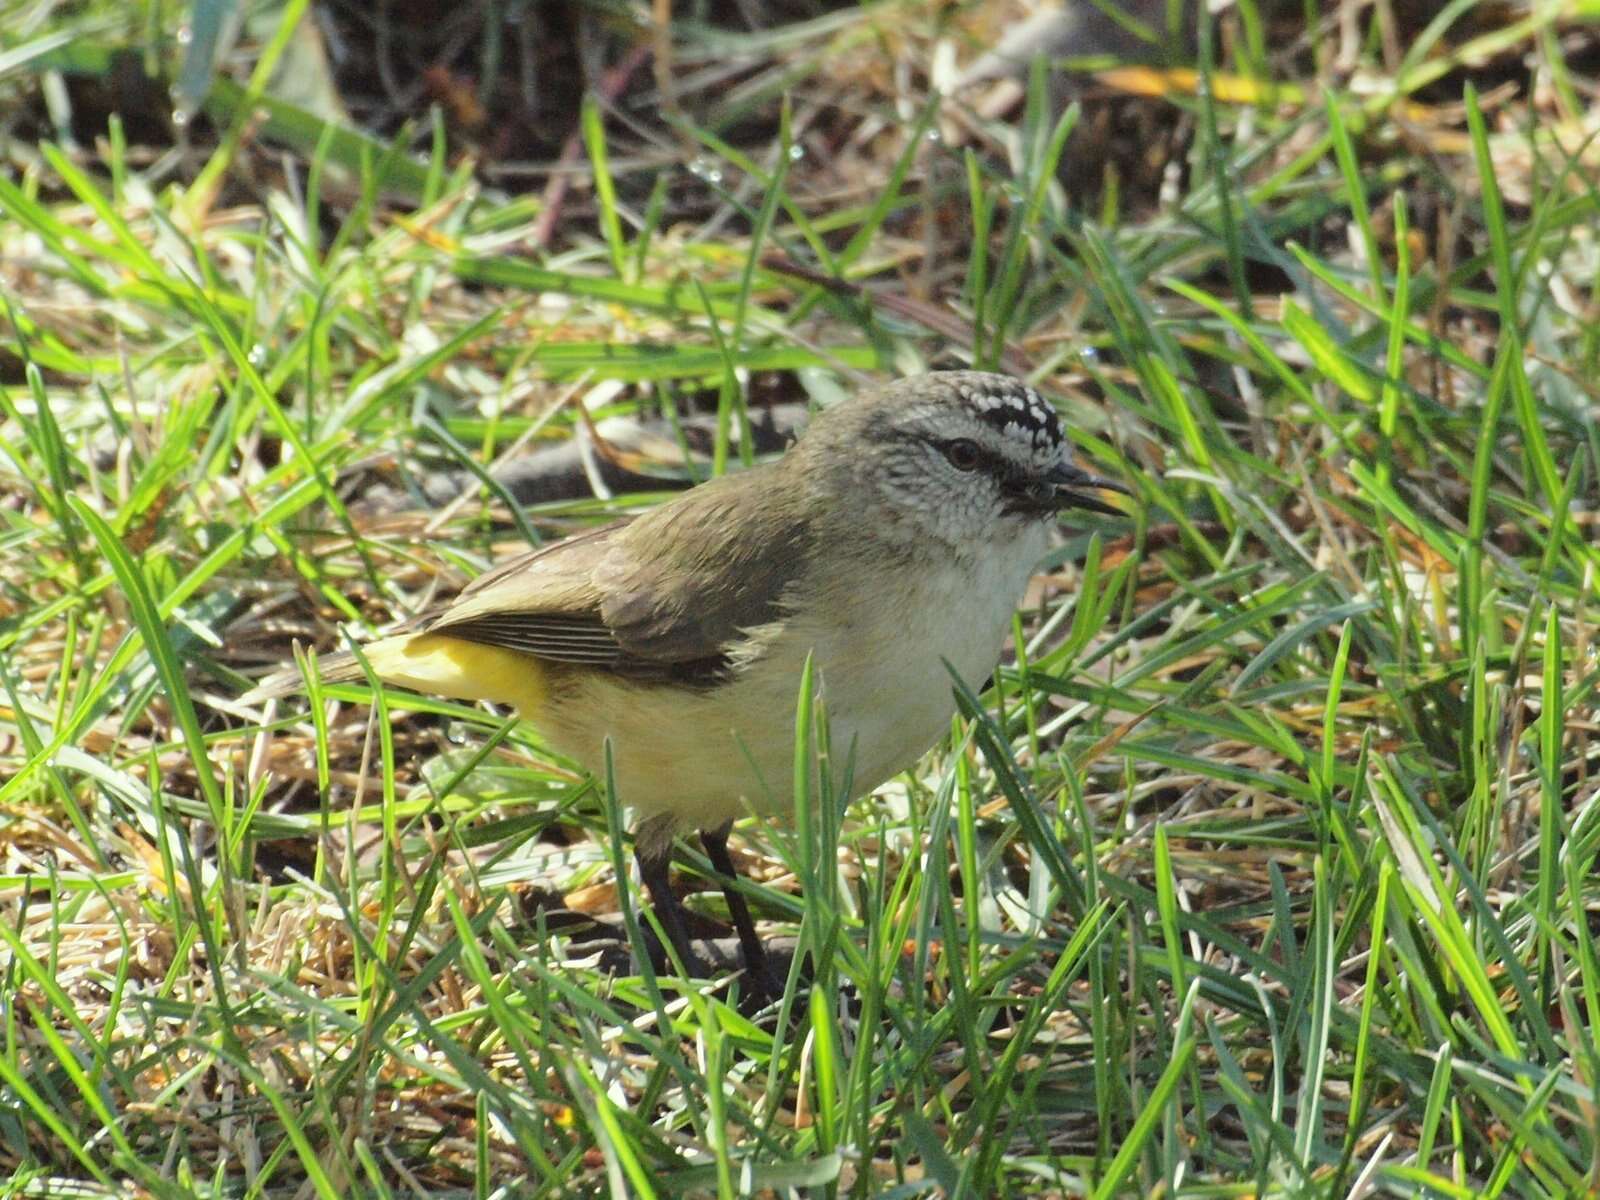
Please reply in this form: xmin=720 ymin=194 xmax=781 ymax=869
xmin=245 ymin=461 xmax=813 ymax=699
xmin=415 ymin=463 xmax=813 ymax=683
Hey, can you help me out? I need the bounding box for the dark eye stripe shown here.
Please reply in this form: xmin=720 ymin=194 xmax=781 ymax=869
xmin=943 ymin=439 xmax=981 ymax=469
xmin=934 ymin=437 xmax=1012 ymax=482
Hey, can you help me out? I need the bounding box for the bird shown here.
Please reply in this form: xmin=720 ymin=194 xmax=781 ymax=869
xmin=244 ymin=371 xmax=1132 ymax=990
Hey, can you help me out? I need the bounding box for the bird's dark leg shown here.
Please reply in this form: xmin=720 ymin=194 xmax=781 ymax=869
xmin=635 ymin=843 xmax=703 ymax=977
xmin=700 ymin=822 xmax=780 ymax=995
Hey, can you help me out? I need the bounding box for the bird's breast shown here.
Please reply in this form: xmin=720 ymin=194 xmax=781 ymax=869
xmin=787 ymin=539 xmax=1044 ymax=791
xmin=536 ymin=531 xmax=1048 ymax=830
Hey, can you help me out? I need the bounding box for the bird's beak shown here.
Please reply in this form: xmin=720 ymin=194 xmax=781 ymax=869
xmin=1045 ymin=460 xmax=1134 ymax=516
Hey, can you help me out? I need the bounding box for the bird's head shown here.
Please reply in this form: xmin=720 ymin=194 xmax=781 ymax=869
xmin=798 ymin=371 xmax=1132 ymax=551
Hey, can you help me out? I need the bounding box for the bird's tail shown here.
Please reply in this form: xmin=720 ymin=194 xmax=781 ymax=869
xmin=240 ymin=633 xmax=545 ymax=713
xmin=239 ymin=638 xmax=410 ymax=705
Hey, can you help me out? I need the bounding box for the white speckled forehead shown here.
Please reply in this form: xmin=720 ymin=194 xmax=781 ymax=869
xmin=911 ymin=371 xmax=1064 ymax=471
xmin=861 ymin=371 xmax=1071 ymax=476
xmin=957 ymin=377 xmax=1060 ymax=452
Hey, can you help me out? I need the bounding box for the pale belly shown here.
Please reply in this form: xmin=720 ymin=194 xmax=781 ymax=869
xmin=540 ymin=538 xmax=1046 ymax=833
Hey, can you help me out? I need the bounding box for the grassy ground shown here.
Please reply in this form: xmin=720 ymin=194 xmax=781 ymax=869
xmin=2 ymin=1 xmax=1599 ymax=1196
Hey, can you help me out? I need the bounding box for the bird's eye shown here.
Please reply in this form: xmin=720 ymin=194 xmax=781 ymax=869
xmin=943 ymin=439 xmax=982 ymax=471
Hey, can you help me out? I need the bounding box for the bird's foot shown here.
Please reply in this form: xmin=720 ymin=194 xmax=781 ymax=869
xmin=624 ymin=925 xmax=794 ymax=1009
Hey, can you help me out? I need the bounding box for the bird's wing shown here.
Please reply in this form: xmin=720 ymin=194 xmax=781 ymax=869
xmin=421 ymin=469 xmax=809 ymax=681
